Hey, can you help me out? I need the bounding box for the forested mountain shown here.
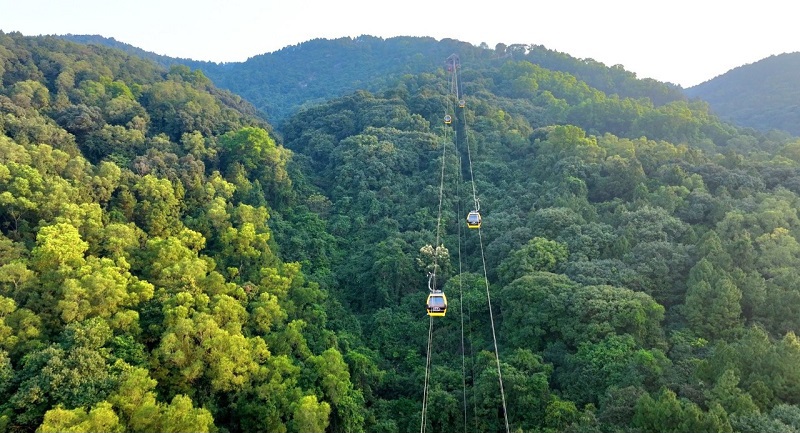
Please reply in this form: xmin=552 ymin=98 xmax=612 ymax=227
xmin=5 ymin=28 xmax=800 ymax=433
xmin=686 ymin=52 xmax=800 ymax=136
xmin=279 ymin=57 xmax=800 ymax=432
xmin=59 ymin=34 xmax=686 ymax=125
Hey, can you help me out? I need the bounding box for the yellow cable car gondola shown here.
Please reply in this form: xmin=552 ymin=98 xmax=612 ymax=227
xmin=458 ymin=99 xmax=466 ymax=108
xmin=466 ymin=210 xmax=481 ymax=229
xmin=444 ymin=114 xmax=452 ymax=124
xmin=426 ymin=290 xmax=447 ymax=317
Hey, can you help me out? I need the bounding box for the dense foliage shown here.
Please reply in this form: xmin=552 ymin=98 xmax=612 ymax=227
xmin=0 ymin=31 xmax=355 ymax=433
xmin=686 ymin=52 xmax=800 ymax=136
xmin=280 ymin=56 xmax=800 ymax=432
xmin=5 ymin=29 xmax=800 ymax=433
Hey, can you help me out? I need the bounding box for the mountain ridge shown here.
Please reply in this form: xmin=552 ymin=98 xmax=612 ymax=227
xmin=57 ymin=33 xmax=685 ymax=124
xmin=59 ymin=33 xmax=800 ymax=137
xmin=686 ymin=52 xmax=800 ymax=136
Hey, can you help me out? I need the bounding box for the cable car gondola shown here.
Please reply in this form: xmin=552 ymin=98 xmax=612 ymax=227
xmin=444 ymin=114 xmax=452 ymax=124
xmin=466 ymin=210 xmax=481 ymax=229
xmin=426 ymin=290 xmax=448 ymax=317
xmin=458 ymin=99 xmax=466 ymax=108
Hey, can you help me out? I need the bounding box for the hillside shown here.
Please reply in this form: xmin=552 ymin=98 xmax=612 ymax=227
xmin=279 ymin=54 xmax=800 ymax=432
xmin=0 ymin=31 xmax=352 ymax=433
xmin=59 ymin=34 xmax=686 ymax=125
xmin=6 ymin=30 xmax=800 ymax=433
xmin=686 ymin=52 xmax=800 ymax=136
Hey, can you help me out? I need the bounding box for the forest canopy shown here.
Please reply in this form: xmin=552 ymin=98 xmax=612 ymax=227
xmin=2 ymin=30 xmax=800 ymax=433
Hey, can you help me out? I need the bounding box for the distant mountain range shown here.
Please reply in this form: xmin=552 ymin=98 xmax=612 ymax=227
xmin=59 ymin=34 xmax=800 ymax=136
xmin=685 ymin=52 xmax=800 ymax=136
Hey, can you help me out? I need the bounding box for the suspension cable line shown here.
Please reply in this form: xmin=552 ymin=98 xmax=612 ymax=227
xmin=449 ymin=54 xmax=511 ymax=433
xmin=478 ymin=228 xmax=510 ymax=433
xmin=420 ymin=96 xmax=453 ymax=433
xmin=420 ymin=316 xmax=434 ymax=433
xmin=422 ymin=54 xmax=510 ymax=433
xmin=448 ymin=56 xmax=480 ymax=213
xmin=456 ymin=156 xmax=468 ymax=433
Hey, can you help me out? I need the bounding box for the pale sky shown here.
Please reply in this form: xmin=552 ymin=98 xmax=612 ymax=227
xmin=1 ymin=0 xmax=797 ymax=88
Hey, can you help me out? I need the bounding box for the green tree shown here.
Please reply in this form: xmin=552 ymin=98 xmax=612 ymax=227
xmin=132 ymin=174 xmax=182 ymax=237
xmin=497 ymin=237 xmax=568 ymax=285
xmin=219 ymin=127 xmax=292 ymax=199
xmin=8 ymin=319 xmax=116 ymax=430
xmin=633 ymin=388 xmax=732 ymax=433
xmin=684 ymin=259 xmax=743 ymax=340
xmin=308 ymin=347 xmax=365 ymax=433
xmin=291 ymin=395 xmax=331 ymax=433
xmin=37 ymin=402 xmax=121 ymax=433
xmin=559 ymin=334 xmax=669 ymax=406
xmin=707 ymin=369 xmax=759 ymax=416
xmin=58 ymin=256 xmax=153 ymax=328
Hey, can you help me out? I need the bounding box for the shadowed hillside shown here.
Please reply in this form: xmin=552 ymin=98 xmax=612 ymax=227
xmin=686 ymin=52 xmax=800 ymax=136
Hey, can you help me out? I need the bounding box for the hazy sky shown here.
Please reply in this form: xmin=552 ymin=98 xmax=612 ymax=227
xmin=1 ymin=0 xmax=796 ymax=88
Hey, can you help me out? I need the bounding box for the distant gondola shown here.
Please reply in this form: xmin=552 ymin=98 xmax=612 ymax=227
xmin=426 ymin=291 xmax=448 ymax=317
xmin=444 ymin=114 xmax=452 ymax=124
xmin=466 ymin=210 xmax=481 ymax=229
